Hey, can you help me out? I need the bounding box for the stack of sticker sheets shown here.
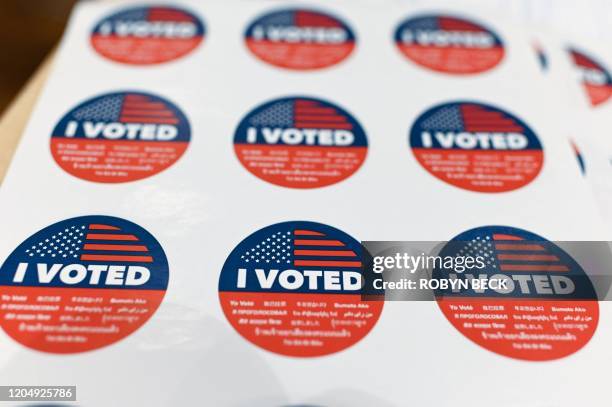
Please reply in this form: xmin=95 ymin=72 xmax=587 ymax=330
xmin=0 ymin=0 xmax=611 ymax=405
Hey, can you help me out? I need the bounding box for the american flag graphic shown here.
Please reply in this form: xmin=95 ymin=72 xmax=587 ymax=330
xmin=25 ymin=223 xmax=153 ymax=263
xmin=248 ymin=99 xmax=353 ymax=130
xmin=459 ymin=233 xmax=569 ymax=273
xmin=71 ymin=93 xmax=179 ymax=125
xmin=420 ymin=103 xmax=524 ymax=133
xmin=240 ymin=228 xmax=361 ymax=268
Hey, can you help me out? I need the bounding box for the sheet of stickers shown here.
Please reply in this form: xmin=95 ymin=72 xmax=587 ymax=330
xmin=0 ymin=0 xmax=610 ymax=406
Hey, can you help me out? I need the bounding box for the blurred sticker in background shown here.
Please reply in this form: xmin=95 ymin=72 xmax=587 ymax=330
xmin=51 ymin=91 xmax=191 ymax=183
xmin=245 ymin=8 xmax=355 ymax=70
xmin=0 ymin=216 xmax=169 ymax=353
xmin=409 ymin=101 xmax=543 ymax=193
xmin=394 ymin=14 xmax=504 ymax=75
xmin=568 ymin=47 xmax=612 ymax=107
xmin=91 ymin=6 xmax=205 ymax=65
xmin=234 ymin=96 xmax=367 ymax=189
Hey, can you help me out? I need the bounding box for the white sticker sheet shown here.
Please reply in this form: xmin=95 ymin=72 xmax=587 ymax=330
xmin=0 ymin=1 xmax=610 ymax=406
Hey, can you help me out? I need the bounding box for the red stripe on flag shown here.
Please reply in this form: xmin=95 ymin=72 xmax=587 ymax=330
xmin=464 ymin=117 xmax=514 ymax=123
xmin=294 ymin=230 xmax=325 ymax=236
xmin=461 ymin=111 xmax=509 ymax=117
xmin=294 ymin=115 xmax=348 ymax=123
xmin=294 ymin=239 xmax=345 ymax=246
xmin=463 ymin=119 xmax=518 ymax=125
xmin=294 ymin=100 xmax=320 ymax=107
xmin=497 ymin=254 xmax=559 ymax=261
xmin=294 ymin=107 xmax=338 ymax=115
xmin=80 ymin=254 xmax=153 ymax=263
xmin=495 ymin=243 xmax=545 ymax=251
xmin=493 ymin=234 xmax=524 ymax=241
xmin=462 ymin=108 xmax=506 ymax=116
xmin=294 ymin=260 xmax=361 ymax=267
xmin=124 ymin=95 xmax=149 ymax=102
xmin=499 ymin=264 xmax=569 ymax=272
xmin=294 ymin=122 xmax=352 ymax=129
xmin=149 ymin=17 xmax=194 ymax=22
xmin=122 ymin=102 xmax=168 ymax=110
xmin=89 ymin=224 xmax=120 ymax=231
xmin=86 ymin=234 xmax=139 ymax=241
xmin=121 ymin=109 xmax=175 ymax=117
xmin=464 ymin=125 xmax=524 ymax=131
xmin=464 ymin=126 xmax=524 ymax=132
xmin=148 ymin=11 xmax=191 ymax=15
xmin=294 ymin=250 xmax=356 ymax=256
xmin=83 ymin=244 xmax=148 ymax=252
xmin=461 ymin=106 xmax=501 ymax=112
xmin=120 ymin=117 xmax=179 ymax=124
xmin=148 ymin=13 xmax=193 ymax=18
xmin=148 ymin=8 xmax=184 ymax=13
xmin=149 ymin=13 xmax=192 ymax=17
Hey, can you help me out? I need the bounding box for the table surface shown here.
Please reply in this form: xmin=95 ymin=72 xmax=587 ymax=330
xmin=0 ymin=53 xmax=53 ymax=184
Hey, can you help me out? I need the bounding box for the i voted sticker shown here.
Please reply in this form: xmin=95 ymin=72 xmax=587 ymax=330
xmin=51 ymin=91 xmax=190 ymax=183
xmin=434 ymin=226 xmax=598 ymax=361
xmin=245 ymin=8 xmax=355 ymax=70
xmin=234 ymin=96 xmax=368 ymax=189
xmin=394 ymin=14 xmax=504 ymax=75
xmin=0 ymin=216 xmax=169 ymax=353
xmin=91 ymin=5 xmax=205 ymax=65
xmin=568 ymin=47 xmax=612 ymax=107
xmin=409 ymin=101 xmax=543 ymax=193
xmin=218 ymin=221 xmax=383 ymax=357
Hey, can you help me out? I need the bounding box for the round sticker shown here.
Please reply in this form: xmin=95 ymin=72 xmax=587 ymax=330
xmin=0 ymin=216 xmax=169 ymax=353
xmin=409 ymin=101 xmax=543 ymax=193
xmin=394 ymin=14 xmax=504 ymax=75
xmin=51 ymin=91 xmax=190 ymax=183
xmin=91 ymin=5 xmax=205 ymax=65
xmin=244 ymin=8 xmax=356 ymax=70
xmin=568 ymin=47 xmax=612 ymax=107
xmin=434 ymin=226 xmax=598 ymax=361
xmin=218 ymin=221 xmax=383 ymax=357
xmin=234 ymin=96 xmax=368 ymax=189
